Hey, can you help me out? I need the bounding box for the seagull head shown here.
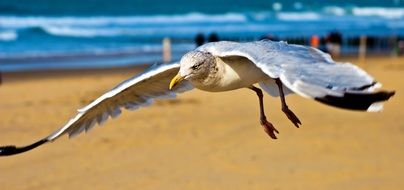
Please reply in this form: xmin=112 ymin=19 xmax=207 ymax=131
xmin=169 ymin=51 xmax=216 ymax=90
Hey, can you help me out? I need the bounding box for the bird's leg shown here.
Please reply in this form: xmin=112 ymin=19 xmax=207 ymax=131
xmin=249 ymin=86 xmax=279 ymax=139
xmin=275 ymin=78 xmax=302 ymax=128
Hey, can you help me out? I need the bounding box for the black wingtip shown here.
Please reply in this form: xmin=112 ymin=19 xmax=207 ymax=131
xmin=315 ymin=90 xmax=395 ymax=111
xmin=0 ymin=139 xmax=48 ymax=156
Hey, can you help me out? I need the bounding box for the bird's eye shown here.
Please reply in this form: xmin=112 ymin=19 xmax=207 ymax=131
xmin=191 ymin=63 xmax=202 ymax=70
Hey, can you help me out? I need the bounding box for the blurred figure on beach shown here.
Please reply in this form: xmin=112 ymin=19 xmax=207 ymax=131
xmin=397 ymin=40 xmax=404 ymax=56
xmin=208 ymin=32 xmax=219 ymax=42
xmin=195 ymin=33 xmax=205 ymax=46
xmin=325 ymin=30 xmax=342 ymax=58
xmin=194 ymin=32 xmax=220 ymax=47
xmin=310 ymin=35 xmax=320 ymax=49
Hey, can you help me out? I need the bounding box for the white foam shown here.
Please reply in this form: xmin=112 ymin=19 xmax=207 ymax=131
xmin=0 ymin=30 xmax=17 ymax=41
xmin=277 ymin=12 xmax=320 ymax=21
xmin=0 ymin=13 xmax=247 ymax=28
xmin=352 ymin=7 xmax=404 ymax=19
xmin=323 ymin=6 xmax=346 ymax=16
xmin=42 ymin=26 xmax=134 ymax=37
xmin=272 ymin=2 xmax=282 ymax=11
xmin=40 ymin=23 xmax=289 ymax=38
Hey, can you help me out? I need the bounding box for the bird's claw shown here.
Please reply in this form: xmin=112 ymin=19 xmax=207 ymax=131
xmin=260 ymin=119 xmax=279 ymax=139
xmin=282 ymin=107 xmax=301 ymax=128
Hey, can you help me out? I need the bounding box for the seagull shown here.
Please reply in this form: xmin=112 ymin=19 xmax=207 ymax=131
xmin=0 ymin=40 xmax=395 ymax=156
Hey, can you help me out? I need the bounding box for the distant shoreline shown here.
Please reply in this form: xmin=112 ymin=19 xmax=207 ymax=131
xmin=1 ymin=64 xmax=148 ymax=83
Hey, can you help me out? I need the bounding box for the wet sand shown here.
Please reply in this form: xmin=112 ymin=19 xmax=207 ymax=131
xmin=0 ymin=57 xmax=403 ymax=190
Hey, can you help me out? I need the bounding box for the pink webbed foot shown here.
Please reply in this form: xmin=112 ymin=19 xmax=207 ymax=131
xmin=282 ymin=107 xmax=302 ymax=128
xmin=260 ymin=117 xmax=279 ymax=139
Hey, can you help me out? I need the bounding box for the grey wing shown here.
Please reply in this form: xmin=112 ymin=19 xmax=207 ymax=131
xmin=198 ymin=40 xmax=394 ymax=111
xmin=197 ymin=40 xmax=335 ymax=79
xmin=0 ymin=62 xmax=192 ymax=156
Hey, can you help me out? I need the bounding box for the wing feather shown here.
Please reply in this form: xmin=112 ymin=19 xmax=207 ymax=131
xmin=198 ymin=40 xmax=378 ymax=93
xmin=198 ymin=40 xmax=393 ymax=111
xmin=47 ymin=62 xmax=192 ymax=141
xmin=197 ymin=40 xmax=374 ymax=90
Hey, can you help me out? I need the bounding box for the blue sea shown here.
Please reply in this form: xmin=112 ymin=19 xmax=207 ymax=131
xmin=0 ymin=0 xmax=404 ymax=72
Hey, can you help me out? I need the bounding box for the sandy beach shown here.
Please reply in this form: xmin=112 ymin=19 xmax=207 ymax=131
xmin=0 ymin=56 xmax=403 ymax=190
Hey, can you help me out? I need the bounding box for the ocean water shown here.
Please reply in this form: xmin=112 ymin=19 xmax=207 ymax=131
xmin=0 ymin=0 xmax=404 ymax=71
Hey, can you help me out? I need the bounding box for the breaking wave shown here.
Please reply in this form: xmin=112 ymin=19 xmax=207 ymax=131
xmin=0 ymin=13 xmax=247 ymax=28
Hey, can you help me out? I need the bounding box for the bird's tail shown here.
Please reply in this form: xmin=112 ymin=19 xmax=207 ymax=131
xmin=288 ymin=80 xmax=395 ymax=112
xmin=315 ymin=90 xmax=395 ymax=112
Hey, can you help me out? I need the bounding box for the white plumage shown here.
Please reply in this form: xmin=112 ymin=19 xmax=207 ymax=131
xmin=197 ymin=40 xmax=376 ymax=98
xmin=0 ymin=40 xmax=394 ymax=156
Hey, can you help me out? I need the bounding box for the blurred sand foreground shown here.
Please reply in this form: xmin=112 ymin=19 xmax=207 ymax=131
xmin=0 ymin=57 xmax=403 ymax=190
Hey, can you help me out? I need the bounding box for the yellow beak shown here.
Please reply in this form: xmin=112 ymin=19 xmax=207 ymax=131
xmin=169 ymin=73 xmax=184 ymax=90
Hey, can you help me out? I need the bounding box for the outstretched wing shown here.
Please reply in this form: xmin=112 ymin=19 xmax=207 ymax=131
xmin=0 ymin=62 xmax=193 ymax=156
xmin=198 ymin=40 xmax=394 ymax=111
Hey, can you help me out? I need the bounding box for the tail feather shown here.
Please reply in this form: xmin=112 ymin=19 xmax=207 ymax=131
xmin=315 ymin=91 xmax=395 ymax=112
